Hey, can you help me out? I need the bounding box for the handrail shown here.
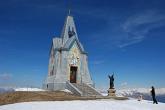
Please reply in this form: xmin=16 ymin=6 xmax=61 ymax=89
xmin=66 ymin=81 xmax=82 ymax=96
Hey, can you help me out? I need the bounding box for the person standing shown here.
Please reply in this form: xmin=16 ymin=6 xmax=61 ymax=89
xmin=151 ymin=86 xmax=158 ymax=104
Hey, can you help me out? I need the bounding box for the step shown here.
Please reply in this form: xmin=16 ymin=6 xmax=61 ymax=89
xmin=71 ymin=83 xmax=102 ymax=96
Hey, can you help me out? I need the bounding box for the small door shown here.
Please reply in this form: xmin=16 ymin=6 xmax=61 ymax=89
xmin=70 ymin=66 xmax=77 ymax=83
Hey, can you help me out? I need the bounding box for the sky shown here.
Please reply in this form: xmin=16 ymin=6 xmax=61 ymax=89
xmin=0 ymin=0 xmax=165 ymax=89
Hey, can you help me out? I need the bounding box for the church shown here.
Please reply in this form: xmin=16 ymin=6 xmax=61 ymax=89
xmin=43 ymin=13 xmax=101 ymax=96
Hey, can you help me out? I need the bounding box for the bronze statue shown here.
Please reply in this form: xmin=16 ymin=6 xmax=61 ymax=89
xmin=108 ymin=74 xmax=114 ymax=89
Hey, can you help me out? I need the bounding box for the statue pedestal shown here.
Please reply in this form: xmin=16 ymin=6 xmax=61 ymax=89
xmin=108 ymin=88 xmax=116 ymax=97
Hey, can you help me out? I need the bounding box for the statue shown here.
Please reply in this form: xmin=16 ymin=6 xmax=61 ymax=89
xmin=108 ymin=74 xmax=114 ymax=89
xmin=107 ymin=73 xmax=116 ymax=97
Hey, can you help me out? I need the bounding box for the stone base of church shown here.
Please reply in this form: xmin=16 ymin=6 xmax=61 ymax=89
xmin=108 ymin=88 xmax=116 ymax=97
xmin=43 ymin=83 xmax=66 ymax=91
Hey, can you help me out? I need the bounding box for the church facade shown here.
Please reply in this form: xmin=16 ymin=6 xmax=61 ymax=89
xmin=43 ymin=15 xmax=93 ymax=91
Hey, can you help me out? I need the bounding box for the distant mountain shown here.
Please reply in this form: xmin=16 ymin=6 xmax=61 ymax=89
xmin=99 ymin=88 xmax=165 ymax=103
xmin=117 ymin=88 xmax=165 ymax=96
xmin=0 ymin=87 xmax=72 ymax=93
xmin=0 ymin=87 xmax=44 ymax=94
xmin=14 ymin=87 xmax=45 ymax=91
xmin=0 ymin=88 xmax=14 ymax=94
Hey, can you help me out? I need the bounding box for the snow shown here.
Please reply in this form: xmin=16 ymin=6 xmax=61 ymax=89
xmin=0 ymin=99 xmax=165 ymax=110
xmin=99 ymin=88 xmax=165 ymax=97
xmin=99 ymin=88 xmax=165 ymax=103
xmin=100 ymin=92 xmax=108 ymax=96
xmin=117 ymin=88 xmax=165 ymax=96
xmin=0 ymin=87 xmax=73 ymax=93
xmin=15 ymin=88 xmax=72 ymax=93
xmin=14 ymin=88 xmax=45 ymax=91
xmin=60 ymin=89 xmax=72 ymax=93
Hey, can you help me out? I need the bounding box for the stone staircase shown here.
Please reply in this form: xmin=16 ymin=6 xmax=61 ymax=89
xmin=71 ymin=83 xmax=102 ymax=96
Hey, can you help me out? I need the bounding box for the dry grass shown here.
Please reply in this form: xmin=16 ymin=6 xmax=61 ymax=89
xmin=0 ymin=91 xmax=96 ymax=105
xmin=0 ymin=91 xmax=128 ymax=105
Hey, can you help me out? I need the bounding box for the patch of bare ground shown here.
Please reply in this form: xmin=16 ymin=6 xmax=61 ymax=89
xmin=0 ymin=91 xmax=97 ymax=105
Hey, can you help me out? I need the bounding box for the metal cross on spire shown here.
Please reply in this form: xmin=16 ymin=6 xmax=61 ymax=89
xmin=68 ymin=9 xmax=71 ymax=15
xmin=67 ymin=0 xmax=72 ymax=16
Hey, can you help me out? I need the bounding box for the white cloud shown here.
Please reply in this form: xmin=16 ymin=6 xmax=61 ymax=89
xmin=123 ymin=10 xmax=165 ymax=31
xmin=0 ymin=73 xmax=12 ymax=80
xmin=120 ymin=10 xmax=165 ymax=48
xmin=121 ymin=82 xmax=128 ymax=87
xmin=89 ymin=10 xmax=165 ymax=50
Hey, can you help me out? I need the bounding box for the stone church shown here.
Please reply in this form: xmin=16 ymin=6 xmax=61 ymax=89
xmin=43 ymin=14 xmax=101 ymax=96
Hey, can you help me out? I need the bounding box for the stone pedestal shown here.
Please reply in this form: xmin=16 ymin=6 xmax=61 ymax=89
xmin=108 ymin=88 xmax=116 ymax=97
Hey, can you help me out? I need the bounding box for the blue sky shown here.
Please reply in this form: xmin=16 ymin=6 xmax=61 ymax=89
xmin=0 ymin=0 xmax=165 ymax=89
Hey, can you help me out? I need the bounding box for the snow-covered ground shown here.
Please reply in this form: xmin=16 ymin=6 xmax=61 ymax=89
xmin=99 ymin=88 xmax=165 ymax=96
xmin=14 ymin=87 xmax=45 ymax=91
xmin=60 ymin=89 xmax=72 ymax=93
xmin=0 ymin=87 xmax=73 ymax=93
xmin=99 ymin=88 xmax=165 ymax=103
xmin=15 ymin=88 xmax=72 ymax=93
xmin=117 ymin=88 xmax=165 ymax=96
xmin=0 ymin=99 xmax=165 ymax=110
xmin=0 ymin=87 xmax=45 ymax=93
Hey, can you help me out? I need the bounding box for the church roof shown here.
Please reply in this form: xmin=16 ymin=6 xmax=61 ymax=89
xmin=63 ymin=35 xmax=75 ymax=48
xmin=53 ymin=38 xmax=62 ymax=49
xmin=52 ymin=15 xmax=87 ymax=54
xmin=63 ymin=37 xmax=86 ymax=53
xmin=60 ymin=15 xmax=78 ymax=45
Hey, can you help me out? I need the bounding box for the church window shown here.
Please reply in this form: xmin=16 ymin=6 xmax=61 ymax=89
xmin=68 ymin=26 xmax=75 ymax=38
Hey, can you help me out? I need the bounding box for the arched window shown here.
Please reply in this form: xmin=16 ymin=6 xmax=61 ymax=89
xmin=68 ymin=26 xmax=75 ymax=38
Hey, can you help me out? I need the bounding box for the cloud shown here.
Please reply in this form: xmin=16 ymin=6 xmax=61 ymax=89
xmin=121 ymin=82 xmax=128 ymax=87
xmin=123 ymin=10 xmax=165 ymax=31
xmin=88 ymin=10 xmax=165 ymax=50
xmin=0 ymin=73 xmax=12 ymax=80
xmin=119 ymin=10 xmax=165 ymax=48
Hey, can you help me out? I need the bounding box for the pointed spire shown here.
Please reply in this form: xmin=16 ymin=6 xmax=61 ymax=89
xmin=60 ymin=14 xmax=78 ymax=45
xmin=68 ymin=9 xmax=71 ymax=15
xmin=67 ymin=0 xmax=72 ymax=16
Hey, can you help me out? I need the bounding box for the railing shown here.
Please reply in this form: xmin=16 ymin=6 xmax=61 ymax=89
xmin=66 ymin=81 xmax=82 ymax=96
xmin=66 ymin=81 xmax=102 ymax=97
xmin=72 ymin=83 xmax=102 ymax=97
xmin=83 ymin=83 xmax=102 ymax=96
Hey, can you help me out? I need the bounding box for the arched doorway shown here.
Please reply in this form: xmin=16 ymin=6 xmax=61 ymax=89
xmin=70 ymin=66 xmax=77 ymax=83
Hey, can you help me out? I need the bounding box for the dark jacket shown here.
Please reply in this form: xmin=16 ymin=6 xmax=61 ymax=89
xmin=151 ymin=87 xmax=155 ymax=97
